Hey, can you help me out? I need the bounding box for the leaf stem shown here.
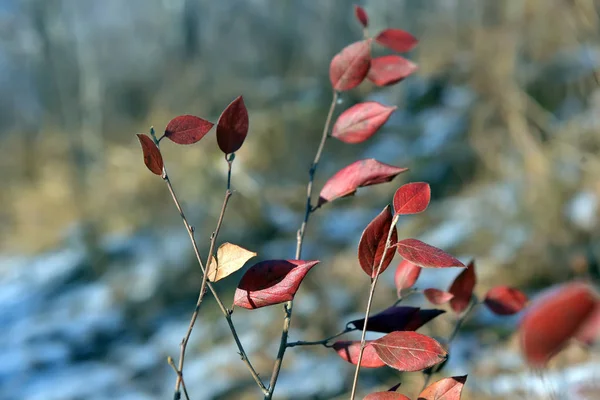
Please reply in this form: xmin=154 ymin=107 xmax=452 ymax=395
xmin=350 ymin=213 xmax=399 ymax=400
xmin=264 ymin=90 xmax=339 ymax=399
xmin=287 ymin=327 xmax=353 ymax=348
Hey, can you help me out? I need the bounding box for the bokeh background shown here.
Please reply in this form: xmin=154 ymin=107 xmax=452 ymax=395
xmin=1 ymin=0 xmax=600 ymax=399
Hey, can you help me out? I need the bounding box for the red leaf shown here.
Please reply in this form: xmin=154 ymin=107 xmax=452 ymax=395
xmin=353 ymin=5 xmax=368 ymax=28
xmin=393 ymin=182 xmax=431 ymax=215
xmin=364 ymin=393 xmax=411 ymax=400
xmin=358 ymin=205 xmax=398 ymax=278
xmin=233 ymin=260 xmax=319 ymax=309
xmin=424 ymin=289 xmax=454 ymax=305
xmin=395 ymin=260 xmax=421 ymax=295
xmin=332 ymin=340 xmax=385 ymax=368
xmin=318 ymin=159 xmax=408 ymax=206
xmin=484 ymin=286 xmax=527 ymax=316
xmin=136 ymin=134 xmax=163 ymax=175
xmin=418 ymin=375 xmax=467 ymax=400
xmin=348 ymin=306 xmax=420 ymax=333
xmin=164 ymin=115 xmax=214 ymax=145
xmin=217 ymin=96 xmax=249 ymax=154
xmin=375 ymin=29 xmax=418 ymax=53
xmin=368 ymin=55 xmax=418 ymax=86
xmin=448 ymin=261 xmax=476 ymax=314
xmin=519 ymin=281 xmax=598 ymax=367
xmin=330 ymin=40 xmax=372 ymax=91
xmin=372 ymin=331 xmax=447 ymax=372
xmin=332 ymin=102 xmax=397 ymax=144
xmin=575 ymin=302 xmax=600 ymax=346
xmin=403 ymin=309 xmax=446 ymax=331
xmin=395 ymin=239 xmax=465 ymax=269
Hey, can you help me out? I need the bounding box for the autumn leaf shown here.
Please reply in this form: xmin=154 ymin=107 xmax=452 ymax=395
xmin=393 ymin=182 xmax=431 ymax=215
xmin=233 ymin=260 xmax=319 ymax=309
xmin=403 ymin=309 xmax=446 ymax=331
xmin=331 ymin=102 xmax=397 ymax=144
xmin=358 ymin=205 xmax=398 ymax=278
xmin=418 ymin=375 xmax=467 ymax=400
xmin=575 ymin=303 xmax=600 ymax=346
xmin=353 ymin=5 xmax=368 ymax=28
xmin=364 ymin=393 xmax=411 ymax=400
xmin=329 ymin=40 xmax=372 ymax=91
xmin=207 ymin=242 xmax=257 ymax=282
xmin=395 ymin=239 xmax=464 ymax=269
xmin=449 ymin=261 xmax=476 ymax=314
xmin=319 ymin=159 xmax=407 ymax=206
xmin=136 ymin=134 xmax=163 ymax=175
xmin=424 ymin=288 xmax=454 ymax=305
xmin=372 ymin=331 xmax=447 ymax=372
xmin=519 ymin=281 xmax=598 ymax=367
xmin=375 ymin=28 xmax=418 ymax=53
xmin=348 ymin=306 xmax=420 ymax=333
xmin=483 ymin=286 xmax=527 ymax=316
xmin=332 ymin=340 xmax=385 ymax=368
xmin=395 ymin=260 xmax=421 ymax=296
xmin=368 ymin=55 xmax=417 ymax=86
xmin=217 ymin=96 xmax=249 ymax=154
xmin=164 ymin=115 xmax=214 ymax=145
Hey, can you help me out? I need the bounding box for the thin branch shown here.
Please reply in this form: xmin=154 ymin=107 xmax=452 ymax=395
xmin=287 ymin=327 xmax=353 ymax=348
xmin=159 ymin=153 xmax=266 ymax=396
xmin=265 ymin=90 xmax=339 ymax=399
xmin=350 ymin=214 xmax=399 ymax=400
xmin=168 ymin=357 xmax=190 ymax=400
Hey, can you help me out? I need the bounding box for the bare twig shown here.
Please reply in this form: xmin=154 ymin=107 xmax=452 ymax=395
xmin=265 ymin=90 xmax=339 ymax=399
xmin=168 ymin=357 xmax=190 ymax=400
xmin=287 ymin=327 xmax=353 ymax=348
xmin=350 ymin=214 xmax=399 ymax=400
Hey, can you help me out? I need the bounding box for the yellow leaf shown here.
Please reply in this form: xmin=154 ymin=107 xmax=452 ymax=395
xmin=207 ymin=242 xmax=257 ymax=282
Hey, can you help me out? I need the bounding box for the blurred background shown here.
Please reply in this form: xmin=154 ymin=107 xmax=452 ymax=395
xmin=1 ymin=0 xmax=600 ymax=398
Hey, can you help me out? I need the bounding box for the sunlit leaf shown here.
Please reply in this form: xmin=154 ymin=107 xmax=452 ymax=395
xmin=136 ymin=134 xmax=163 ymax=175
xmin=217 ymin=96 xmax=249 ymax=154
xmin=519 ymin=281 xmax=598 ymax=367
xmin=449 ymin=261 xmax=476 ymax=314
xmin=418 ymin=375 xmax=467 ymax=400
xmin=331 ymin=102 xmax=397 ymax=144
xmin=395 ymin=239 xmax=464 ymax=269
xmin=330 ymin=40 xmax=372 ymax=91
xmin=364 ymin=392 xmax=410 ymax=400
xmin=424 ymin=288 xmax=454 ymax=305
xmin=372 ymin=331 xmax=447 ymax=372
xmin=368 ymin=55 xmax=417 ymax=86
xmin=233 ymin=260 xmax=319 ymax=309
xmin=164 ymin=115 xmax=214 ymax=145
xmin=393 ymin=182 xmax=431 ymax=215
xmin=395 ymin=260 xmax=421 ymax=296
xmin=483 ymin=285 xmax=527 ymax=316
xmin=332 ymin=340 xmax=386 ymax=368
xmin=318 ymin=159 xmax=407 ymax=206
xmin=358 ymin=205 xmax=398 ymax=278
xmin=207 ymin=242 xmax=257 ymax=282
xmin=375 ymin=28 xmax=418 ymax=53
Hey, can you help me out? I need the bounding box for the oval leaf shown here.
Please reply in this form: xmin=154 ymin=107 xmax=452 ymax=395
xmin=424 ymin=288 xmax=454 ymax=305
xmin=519 ymin=281 xmax=598 ymax=367
xmin=372 ymin=331 xmax=447 ymax=372
xmin=364 ymin=393 xmax=410 ymax=400
xmin=368 ymin=55 xmax=418 ymax=86
xmin=418 ymin=375 xmax=467 ymax=400
xmin=136 ymin=134 xmax=163 ymax=175
xmin=575 ymin=303 xmax=600 ymax=346
xmin=375 ymin=28 xmax=418 ymax=53
xmin=396 ymin=239 xmax=465 ymax=269
xmin=217 ymin=96 xmax=249 ymax=154
xmin=393 ymin=182 xmax=431 ymax=215
xmin=484 ymin=285 xmax=527 ymax=316
xmin=207 ymin=242 xmax=257 ymax=282
xmin=354 ymin=5 xmax=368 ymax=28
xmin=359 ymin=205 xmax=398 ymax=278
xmin=164 ymin=115 xmax=214 ymax=145
xmin=404 ymin=309 xmax=446 ymax=331
xmin=332 ymin=340 xmax=385 ymax=368
xmin=332 ymin=102 xmax=397 ymax=144
xmin=233 ymin=260 xmax=319 ymax=309
xmin=329 ymin=40 xmax=372 ymax=91
xmin=348 ymin=306 xmax=420 ymax=333
xmin=448 ymin=261 xmax=476 ymax=314
xmin=395 ymin=260 xmax=421 ymax=295
xmin=319 ymin=159 xmax=408 ymax=206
